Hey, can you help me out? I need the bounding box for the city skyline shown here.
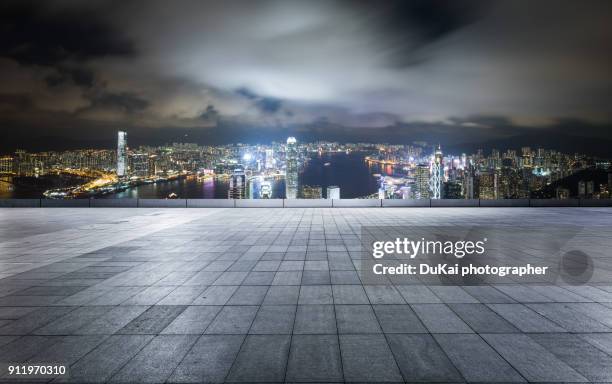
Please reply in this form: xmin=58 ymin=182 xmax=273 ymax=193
xmin=1 ymin=1 xmax=612 ymax=155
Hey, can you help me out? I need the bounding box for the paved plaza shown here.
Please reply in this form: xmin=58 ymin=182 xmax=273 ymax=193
xmin=1 ymin=207 xmax=612 ymax=383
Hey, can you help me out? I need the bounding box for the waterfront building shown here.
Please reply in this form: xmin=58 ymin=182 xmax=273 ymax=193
xmin=429 ymin=145 xmax=443 ymax=199
xmin=415 ymin=164 xmax=430 ymax=199
xmin=0 ymin=156 xmax=14 ymax=174
xmin=130 ymin=153 xmax=150 ymax=178
xmin=327 ymin=185 xmax=340 ymax=199
xmin=301 ymin=185 xmax=322 ymax=199
xmin=285 ymin=137 xmax=298 ymax=199
xmin=228 ymin=167 xmax=246 ymax=199
xmin=117 ymin=131 xmax=127 ymax=178
xmin=478 ymin=170 xmax=498 ymax=199
xmin=265 ymin=149 xmax=274 ymax=169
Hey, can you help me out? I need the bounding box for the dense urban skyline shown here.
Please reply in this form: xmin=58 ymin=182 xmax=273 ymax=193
xmin=1 ymin=1 xmax=612 ymax=155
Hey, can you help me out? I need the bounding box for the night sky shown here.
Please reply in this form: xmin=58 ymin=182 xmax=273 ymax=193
xmin=1 ymin=0 xmax=611 ymax=154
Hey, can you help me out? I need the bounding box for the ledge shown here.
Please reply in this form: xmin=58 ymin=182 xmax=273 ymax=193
xmin=1 ymin=198 xmax=610 ymax=208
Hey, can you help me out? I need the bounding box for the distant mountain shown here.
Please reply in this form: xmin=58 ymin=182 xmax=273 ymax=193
xmin=449 ymin=133 xmax=612 ymax=158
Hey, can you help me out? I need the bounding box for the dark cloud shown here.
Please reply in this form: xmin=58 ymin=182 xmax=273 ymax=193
xmin=83 ymin=91 xmax=149 ymax=114
xmin=0 ymin=0 xmax=611 ymax=154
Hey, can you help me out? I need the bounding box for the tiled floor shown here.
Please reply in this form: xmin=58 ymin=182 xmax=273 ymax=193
xmin=0 ymin=207 xmax=611 ymax=383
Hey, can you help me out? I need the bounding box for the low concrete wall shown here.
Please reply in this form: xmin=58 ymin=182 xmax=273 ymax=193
xmin=235 ymin=199 xmax=284 ymax=208
xmin=137 ymin=199 xmax=187 ymax=208
xmin=480 ymin=199 xmax=530 ymax=207
xmin=431 ymin=199 xmax=479 ymax=207
xmin=382 ymin=199 xmax=430 ymax=207
xmin=187 ymin=199 xmax=235 ymax=208
xmin=1 ymin=198 xmax=610 ymax=208
xmin=579 ymin=198 xmax=612 ymax=207
xmin=529 ymin=199 xmax=580 ymax=207
xmin=41 ymin=199 xmax=90 ymax=207
xmin=332 ymin=199 xmax=382 ymax=207
xmin=284 ymin=199 xmax=332 ymax=208
xmin=0 ymin=199 xmax=41 ymax=207
xmin=91 ymin=198 xmax=138 ymax=208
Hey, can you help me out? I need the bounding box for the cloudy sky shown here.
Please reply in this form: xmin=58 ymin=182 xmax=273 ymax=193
xmin=1 ymin=0 xmax=611 ymax=151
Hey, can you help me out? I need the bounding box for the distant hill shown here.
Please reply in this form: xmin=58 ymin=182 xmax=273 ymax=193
xmin=449 ymin=133 xmax=612 ymax=158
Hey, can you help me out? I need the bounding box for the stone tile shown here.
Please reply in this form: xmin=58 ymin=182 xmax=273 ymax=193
xmin=212 ymin=271 xmax=248 ymax=286
xmin=243 ymin=271 xmax=275 ymax=285
xmin=264 ymin=285 xmax=300 ymax=305
xmin=168 ymin=335 xmax=244 ymax=383
xmin=482 ymin=333 xmax=588 ymax=382
xmin=579 ymin=333 xmax=612 ymax=355
xmin=0 ymin=335 xmax=60 ymax=362
xmin=118 ymin=305 xmax=186 ymax=334
xmin=388 ymin=334 xmax=463 ymax=382
xmin=462 ymin=285 xmax=516 ymax=303
xmin=34 ymin=306 xmax=112 ymax=335
xmin=0 ymin=306 xmax=74 ymax=335
xmin=272 ymin=271 xmax=302 ymax=285
xmin=493 ymin=285 xmax=553 ymax=303
xmin=109 ymin=335 xmax=197 ymax=383
xmin=298 ymin=285 xmax=333 ymax=305
xmin=55 ymin=335 xmax=152 ymax=382
xmin=249 ymin=305 xmax=296 ymax=334
xmin=527 ymin=303 xmax=611 ymax=332
xmin=530 ymin=333 xmax=612 ymax=382
xmin=156 ymin=286 xmax=206 ymax=305
xmin=293 ymin=305 xmax=337 ymax=334
xmin=449 ymin=303 xmax=519 ymax=333
xmin=226 ymin=334 xmax=291 ymax=382
xmin=193 ymin=285 xmax=239 ymax=305
xmin=301 ymin=270 xmax=331 ymax=285
xmin=363 ymin=285 xmax=405 ymax=304
xmin=161 ymin=305 xmax=222 ymax=334
xmin=76 ymin=306 xmax=149 ymax=335
xmin=411 ymin=304 xmax=473 ymax=333
xmin=487 ymin=303 xmax=567 ymax=333
xmin=227 ymin=285 xmax=269 ymax=305
xmin=434 ymin=333 xmax=525 ymax=382
xmin=330 ymin=270 xmax=361 ymax=284
xmin=332 ymin=285 xmax=369 ymax=304
xmin=205 ymin=306 xmax=258 ymax=334
xmin=26 ymin=335 xmax=107 ymax=366
xmin=286 ymin=335 xmax=343 ymax=382
xmin=396 ymin=285 xmax=441 ymax=303
xmin=429 ymin=285 xmax=479 ymax=303
xmin=339 ymin=334 xmax=403 ymax=382
xmin=373 ymin=304 xmax=427 ymax=333
xmin=335 ymin=305 xmax=381 ymax=333
xmin=121 ymin=286 xmax=176 ymax=305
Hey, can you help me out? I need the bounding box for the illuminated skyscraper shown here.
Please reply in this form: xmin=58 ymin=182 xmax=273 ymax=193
xmin=228 ymin=166 xmax=246 ymax=199
xmin=130 ymin=153 xmax=149 ymax=177
xmin=327 ymin=185 xmax=340 ymax=199
xmin=415 ymin=164 xmax=430 ymax=199
xmin=301 ymin=185 xmax=322 ymax=199
xmin=117 ymin=131 xmax=127 ymax=178
xmin=285 ymin=137 xmax=298 ymax=199
xmin=429 ymin=145 xmax=443 ymax=199
xmin=478 ymin=170 xmax=497 ymax=199
xmin=265 ymin=149 xmax=274 ymax=169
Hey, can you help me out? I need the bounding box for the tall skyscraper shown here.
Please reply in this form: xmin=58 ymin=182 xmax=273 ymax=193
xmin=285 ymin=137 xmax=298 ymax=199
xmin=265 ymin=149 xmax=274 ymax=169
xmin=415 ymin=164 xmax=430 ymax=199
xmin=327 ymin=186 xmax=340 ymax=199
xmin=301 ymin=185 xmax=322 ymax=199
xmin=429 ymin=145 xmax=443 ymax=199
xmin=228 ymin=166 xmax=246 ymax=199
xmin=117 ymin=131 xmax=127 ymax=178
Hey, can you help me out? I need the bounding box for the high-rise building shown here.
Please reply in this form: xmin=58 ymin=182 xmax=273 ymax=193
xmin=265 ymin=149 xmax=274 ymax=169
xmin=444 ymin=181 xmax=462 ymax=199
xmin=301 ymin=185 xmax=322 ymax=199
xmin=117 ymin=131 xmax=127 ymax=178
xmin=130 ymin=153 xmax=149 ymax=177
xmin=0 ymin=156 xmax=14 ymax=174
xmin=228 ymin=167 xmax=246 ymax=199
xmin=285 ymin=137 xmax=298 ymax=199
xmin=415 ymin=164 xmax=430 ymax=199
xmin=478 ymin=170 xmax=497 ymax=199
xmin=327 ymin=185 xmax=340 ymax=199
xmin=429 ymin=145 xmax=443 ymax=199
